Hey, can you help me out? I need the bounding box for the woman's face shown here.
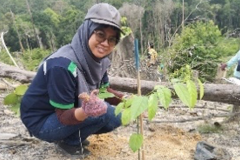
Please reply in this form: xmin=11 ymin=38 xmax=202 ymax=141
xmin=88 ymin=27 xmax=118 ymax=59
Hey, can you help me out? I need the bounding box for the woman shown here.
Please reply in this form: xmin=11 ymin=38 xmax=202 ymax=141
xmin=20 ymin=3 xmax=124 ymax=157
xmin=221 ymin=49 xmax=240 ymax=79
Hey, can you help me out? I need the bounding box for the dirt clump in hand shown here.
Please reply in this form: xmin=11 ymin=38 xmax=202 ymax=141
xmin=79 ymin=90 xmax=107 ymax=117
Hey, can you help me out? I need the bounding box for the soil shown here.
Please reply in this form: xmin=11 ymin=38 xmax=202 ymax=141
xmin=1 ymin=92 xmax=240 ymax=160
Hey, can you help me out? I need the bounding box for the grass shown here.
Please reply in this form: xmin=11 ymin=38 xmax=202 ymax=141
xmin=197 ymin=123 xmax=224 ymax=134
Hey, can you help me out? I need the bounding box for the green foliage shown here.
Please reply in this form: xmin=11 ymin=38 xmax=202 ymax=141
xmin=56 ymin=8 xmax=85 ymax=46
xmin=173 ymin=80 xmax=197 ymax=108
xmin=43 ymin=8 xmax=60 ymax=28
xmin=0 ymin=50 xmax=15 ymax=65
xmin=197 ymin=123 xmax=223 ymax=134
xmin=0 ymin=48 xmax=50 ymax=71
xmin=4 ymin=93 xmax=18 ymax=105
xmin=131 ymin=96 xmax=148 ymax=119
xmin=170 ymin=65 xmax=193 ymax=82
xmin=98 ymin=87 xmax=115 ymax=99
xmin=113 ymin=75 xmax=204 ymax=152
xmin=217 ymin=37 xmax=240 ymax=59
xmin=198 ymin=79 xmax=204 ymax=99
xmin=155 ymin=85 xmax=172 ymax=110
xmin=170 ymin=65 xmax=204 ymax=106
xmin=14 ymin=85 xmax=28 ymax=95
xmin=1 ymin=0 xmax=240 ymax=56
xmin=21 ymin=48 xmax=51 ymax=71
xmin=120 ymin=16 xmax=132 ymax=37
xmin=148 ymin=93 xmax=158 ymax=120
xmin=4 ymin=85 xmax=28 ymax=116
xmin=167 ymin=21 xmax=223 ymax=82
xmin=129 ymin=133 xmax=143 ymax=152
xmin=4 ymin=27 xmax=22 ymax=52
xmin=121 ymin=108 xmax=132 ymax=125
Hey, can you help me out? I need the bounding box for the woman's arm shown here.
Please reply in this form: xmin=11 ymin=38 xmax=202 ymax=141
xmin=227 ymin=50 xmax=240 ymax=68
xmin=55 ymin=108 xmax=88 ymax=125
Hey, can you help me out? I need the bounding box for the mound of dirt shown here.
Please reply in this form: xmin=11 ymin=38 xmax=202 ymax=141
xmin=84 ymin=124 xmax=201 ymax=160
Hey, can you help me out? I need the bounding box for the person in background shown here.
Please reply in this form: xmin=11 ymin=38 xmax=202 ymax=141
xmin=20 ymin=3 xmax=125 ymax=157
xmin=221 ymin=50 xmax=240 ymax=79
xmin=147 ymin=42 xmax=158 ymax=67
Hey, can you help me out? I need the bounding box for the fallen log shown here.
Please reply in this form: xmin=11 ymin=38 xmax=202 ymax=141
xmin=0 ymin=62 xmax=240 ymax=105
xmin=0 ymin=62 xmax=35 ymax=83
xmin=108 ymin=76 xmax=240 ymax=105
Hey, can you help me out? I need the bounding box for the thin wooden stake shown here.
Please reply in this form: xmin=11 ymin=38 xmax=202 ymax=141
xmin=135 ymin=39 xmax=145 ymax=160
xmin=137 ymin=70 xmax=145 ymax=160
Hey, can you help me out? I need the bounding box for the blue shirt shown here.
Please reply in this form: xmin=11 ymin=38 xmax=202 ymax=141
xmin=20 ymin=57 xmax=78 ymax=133
xmin=20 ymin=56 xmax=110 ymax=134
xmin=227 ymin=50 xmax=240 ymax=78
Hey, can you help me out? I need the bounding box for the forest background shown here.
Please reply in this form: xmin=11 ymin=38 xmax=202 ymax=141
xmin=0 ymin=0 xmax=240 ymax=82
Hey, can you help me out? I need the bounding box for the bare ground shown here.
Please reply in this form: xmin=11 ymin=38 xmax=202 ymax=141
xmin=1 ymin=94 xmax=240 ymax=160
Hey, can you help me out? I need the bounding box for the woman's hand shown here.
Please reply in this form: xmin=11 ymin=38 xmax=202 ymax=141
xmin=220 ymin=63 xmax=227 ymax=71
xmin=79 ymin=90 xmax=107 ymax=117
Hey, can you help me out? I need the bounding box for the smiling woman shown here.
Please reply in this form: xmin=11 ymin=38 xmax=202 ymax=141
xmin=19 ymin=3 xmax=126 ymax=158
xmin=88 ymin=27 xmax=120 ymax=58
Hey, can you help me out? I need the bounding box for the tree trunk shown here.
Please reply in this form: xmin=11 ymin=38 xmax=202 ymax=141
xmin=10 ymin=10 xmax=25 ymax=53
xmin=109 ymin=33 xmax=160 ymax=81
xmin=0 ymin=62 xmax=240 ymax=105
xmin=25 ymin=0 xmax=42 ymax=49
xmin=0 ymin=32 xmax=20 ymax=68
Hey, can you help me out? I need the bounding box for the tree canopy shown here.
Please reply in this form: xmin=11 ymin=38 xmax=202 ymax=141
xmin=0 ymin=0 xmax=240 ymax=81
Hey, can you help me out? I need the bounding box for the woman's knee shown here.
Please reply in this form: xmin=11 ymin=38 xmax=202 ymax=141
xmin=105 ymin=104 xmax=122 ymax=126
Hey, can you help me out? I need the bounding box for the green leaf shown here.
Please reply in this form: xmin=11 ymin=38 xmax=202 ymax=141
xmin=121 ymin=108 xmax=132 ymax=126
xmin=129 ymin=133 xmax=143 ymax=152
xmin=157 ymin=87 xmax=172 ymax=109
xmin=99 ymin=87 xmax=107 ymax=92
xmin=15 ymin=85 xmax=28 ymax=96
xmin=98 ymin=92 xmax=115 ymax=99
xmin=154 ymin=85 xmax=164 ymax=90
xmin=124 ymin=95 xmax=135 ymax=108
xmin=130 ymin=96 xmax=148 ymax=119
xmin=4 ymin=93 xmax=18 ymax=105
xmin=186 ymin=80 xmax=197 ymax=108
xmin=148 ymin=93 xmax=158 ymax=121
xmin=9 ymin=103 xmax=20 ymax=116
xmin=171 ymin=78 xmax=182 ymax=84
xmin=115 ymin=102 xmax=124 ymax=116
xmin=198 ymin=79 xmax=204 ymax=99
xmin=173 ymin=83 xmax=190 ymax=107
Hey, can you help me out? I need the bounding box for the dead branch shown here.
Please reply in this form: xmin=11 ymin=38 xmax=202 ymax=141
xmin=150 ymin=112 xmax=240 ymax=123
xmin=160 ymin=105 xmax=230 ymax=112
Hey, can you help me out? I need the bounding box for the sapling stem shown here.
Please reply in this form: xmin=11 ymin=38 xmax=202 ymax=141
xmin=137 ymin=71 xmax=145 ymax=160
xmin=135 ymin=38 xmax=145 ymax=160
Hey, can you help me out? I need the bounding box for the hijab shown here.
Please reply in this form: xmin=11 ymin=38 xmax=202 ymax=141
xmin=70 ymin=20 xmax=111 ymax=88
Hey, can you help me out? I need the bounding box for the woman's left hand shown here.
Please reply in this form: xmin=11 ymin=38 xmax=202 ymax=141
xmin=79 ymin=90 xmax=107 ymax=117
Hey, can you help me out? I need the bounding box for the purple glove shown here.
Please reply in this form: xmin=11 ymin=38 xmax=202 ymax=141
xmin=79 ymin=90 xmax=107 ymax=117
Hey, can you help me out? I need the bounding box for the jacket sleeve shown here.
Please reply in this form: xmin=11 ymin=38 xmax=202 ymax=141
xmin=55 ymin=108 xmax=82 ymax=125
xmin=227 ymin=50 xmax=240 ymax=68
xmin=100 ymin=71 xmax=125 ymax=106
